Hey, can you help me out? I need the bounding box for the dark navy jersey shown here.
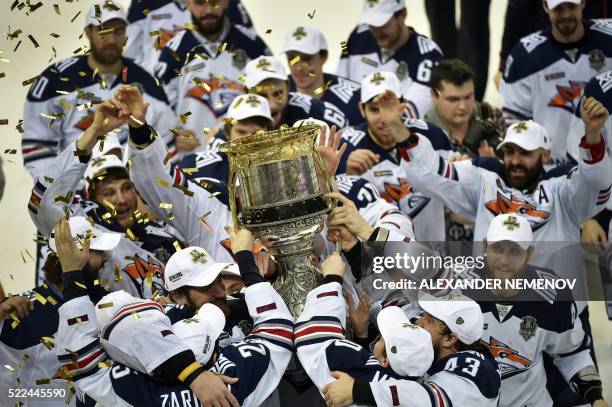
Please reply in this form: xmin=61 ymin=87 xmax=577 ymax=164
xmin=282 ymin=92 xmax=347 ymax=129
xmin=289 ymin=73 xmax=362 ymax=125
xmin=326 ymin=339 xmax=404 ymax=382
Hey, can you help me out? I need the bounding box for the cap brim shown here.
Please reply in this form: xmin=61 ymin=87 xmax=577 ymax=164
xmin=417 ymin=291 xmax=448 ymax=322
xmin=361 ymin=11 xmax=394 ymax=27
xmin=246 ymin=73 xmax=287 ymax=90
xmin=282 ymin=44 xmax=321 ymax=55
xmin=90 ymin=231 xmax=122 ymax=251
xmin=486 ymin=234 xmax=531 ymax=249
xmin=496 ymin=139 xmax=541 ymax=152
xmin=220 ymin=263 xmax=241 ymax=277
xmin=186 ymin=262 xmax=233 ymax=288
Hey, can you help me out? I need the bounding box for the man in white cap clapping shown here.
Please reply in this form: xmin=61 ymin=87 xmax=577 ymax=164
xmin=337 ymin=0 xmax=443 ymax=118
xmin=282 ymin=26 xmax=362 ymax=125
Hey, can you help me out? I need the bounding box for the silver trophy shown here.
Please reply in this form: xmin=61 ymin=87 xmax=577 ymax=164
xmin=219 ymin=125 xmax=334 ymax=317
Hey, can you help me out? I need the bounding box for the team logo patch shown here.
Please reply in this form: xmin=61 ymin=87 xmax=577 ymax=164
xmin=232 ymin=49 xmax=248 ymax=70
xmin=547 ymin=80 xmax=586 ymax=114
xmin=189 ymin=249 xmax=209 ymax=264
xmin=589 ymin=49 xmax=605 ymax=71
xmin=502 ymin=215 xmax=520 ymax=231
xmin=292 ymin=27 xmax=307 ymax=40
xmin=456 ymin=317 xmax=464 ymax=325
xmin=519 ymin=316 xmax=537 ymax=341
xmin=484 ymin=185 xmax=551 ymax=231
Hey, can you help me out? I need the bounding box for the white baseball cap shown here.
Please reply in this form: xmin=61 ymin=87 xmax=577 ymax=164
xmin=92 ymin=133 xmax=123 ymax=159
xmin=545 ymin=0 xmax=581 ymax=9
xmin=377 ymin=306 xmax=434 ymax=377
xmin=49 ymin=216 xmax=121 ymax=253
xmin=227 ymin=94 xmax=272 ymax=122
xmin=172 ymin=303 xmax=226 ymax=365
xmin=282 ymin=26 xmax=328 ymax=55
xmin=94 ymin=290 xmax=141 ymax=331
xmin=360 ymin=71 xmax=401 ymax=103
xmin=164 ymin=247 xmax=233 ymax=291
xmin=84 ymin=154 xmax=128 ymax=182
xmin=360 ymin=0 xmax=406 ymax=27
xmin=418 ymin=292 xmax=484 ymax=345
xmin=85 ymin=0 xmax=128 ymax=27
xmin=293 ymin=117 xmax=330 ymax=144
xmin=486 ymin=214 xmax=533 ymax=250
xmin=220 ymin=263 xmax=241 ymax=277
xmin=245 ymin=56 xmax=287 ymax=89
xmin=497 ymin=120 xmax=551 ymax=152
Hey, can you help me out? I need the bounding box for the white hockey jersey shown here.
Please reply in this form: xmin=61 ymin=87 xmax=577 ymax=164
xmin=28 ymin=141 xmax=181 ymax=299
xmin=337 ymin=119 xmax=454 ymax=243
xmin=154 ymin=21 xmax=270 ymax=138
xmin=501 ymin=20 xmax=612 ymax=165
xmin=128 ymin=130 xmax=234 ymax=262
xmin=336 ymin=25 xmax=443 ymax=118
xmin=125 ymin=0 xmax=253 ymax=72
xmin=567 ymin=69 xmax=612 ymax=160
xmin=55 ymin=282 xmax=293 ymax=407
xmin=457 ymin=266 xmax=595 ymax=407
xmin=395 ymin=132 xmax=612 ymax=303
xmin=368 ymin=350 xmax=501 ymax=406
xmin=22 ymin=56 xmax=178 ymax=181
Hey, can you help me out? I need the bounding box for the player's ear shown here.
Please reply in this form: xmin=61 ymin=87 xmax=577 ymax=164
xmin=358 ymin=102 xmax=366 ymax=119
xmin=443 ymin=333 xmax=458 ymax=351
xmin=541 ymin=149 xmax=551 ymax=165
xmin=84 ymin=26 xmax=93 ymax=41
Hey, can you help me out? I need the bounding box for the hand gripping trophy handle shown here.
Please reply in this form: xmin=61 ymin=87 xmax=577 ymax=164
xmin=220 ymin=125 xmax=336 ymax=317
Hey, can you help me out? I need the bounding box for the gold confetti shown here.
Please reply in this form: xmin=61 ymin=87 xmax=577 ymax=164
xmin=40 ymin=336 xmax=55 ymax=350
xmin=50 ymin=33 xmax=60 ymax=38
xmin=170 ymin=50 xmax=182 ymax=62
xmin=34 ymin=292 xmax=47 ymax=304
xmin=36 ymin=379 xmax=51 ymax=385
xmin=0 ymin=73 xmax=5 ymax=79
xmin=129 ymin=115 xmax=144 ymax=126
xmin=0 ymin=120 xmax=8 ymax=125
xmin=126 ymin=228 xmax=137 ymax=241
xmin=265 ymin=29 xmax=272 ymax=34
xmin=22 ymin=75 xmax=39 ymax=86
xmin=54 ymin=192 xmax=73 ymax=204
xmin=146 ymin=272 xmax=153 ymax=288
xmin=28 ymin=34 xmax=39 ymax=48
xmin=182 ymin=167 xmax=199 ymax=175
xmin=98 ymin=28 xmax=114 ymax=36
xmin=15 ymin=119 xmax=23 ymax=133
xmin=142 ymin=8 xmax=151 ymax=15
xmin=184 ymin=23 xmax=197 ymax=31
xmin=199 ymin=212 xmax=213 ymax=232
xmin=162 ymin=152 xmax=173 ymax=166
xmin=99 ymin=361 xmax=113 ymax=368
xmin=0 ymin=57 xmax=9 ymax=63
xmin=308 ymin=9 xmax=316 ymax=19
xmin=9 ymin=1 xmax=19 ymax=11
xmin=97 ymin=302 xmax=114 ymax=309
xmin=159 ymin=203 xmax=173 ymax=209
xmin=194 ymin=53 xmax=209 ymax=61
xmin=53 ymin=4 xmax=60 ymax=14
xmin=340 ymin=41 xmax=348 ymax=55
xmin=26 ymin=2 xmax=43 ymax=14
xmin=73 ymin=149 xmax=89 ymax=156
xmin=13 ymin=41 xmax=22 ymax=52
xmin=114 ymin=264 xmax=121 ymax=282
xmin=4 ymin=149 xmax=16 ymax=153
xmin=289 ymin=55 xmax=301 ymax=66
xmin=314 ymin=80 xmax=332 ymax=96
xmin=70 ymin=10 xmax=81 ymax=23
xmin=173 ymin=241 xmax=181 ymax=251
xmin=6 ymin=27 xmax=23 ymax=40
xmin=46 ymin=296 xmax=57 ymax=305
xmin=4 ymin=364 xmax=14 ymax=371
xmin=173 ymin=184 xmax=193 ymax=197
xmin=179 ymin=111 xmax=192 ymax=124
xmin=74 ymin=281 xmax=86 ymax=289
xmin=156 ymin=177 xmax=169 ymax=188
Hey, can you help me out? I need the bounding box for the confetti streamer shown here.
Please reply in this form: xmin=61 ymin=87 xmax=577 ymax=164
xmin=13 ymin=41 xmax=22 ymax=52
xmin=28 ymin=35 xmax=39 ymax=48
xmin=53 ymin=4 xmax=60 ymax=15
xmin=289 ymin=55 xmax=301 ymax=66
xmin=173 ymin=241 xmax=181 ymax=251
xmin=0 ymin=120 xmax=8 ymax=125
xmin=22 ymin=75 xmax=39 ymax=86
xmin=70 ymin=10 xmax=81 ymax=23
xmin=49 ymin=33 xmax=60 ymax=38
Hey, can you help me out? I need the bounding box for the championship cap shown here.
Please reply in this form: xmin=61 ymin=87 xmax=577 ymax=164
xmin=164 ymin=247 xmax=233 ymax=291
xmin=418 ymin=292 xmax=484 ymax=344
xmin=497 ymin=120 xmax=551 ymax=152
xmin=486 ymin=214 xmax=533 ymax=249
xmin=92 ymin=133 xmax=123 ymax=159
xmin=227 ymin=94 xmax=272 ymax=122
xmin=49 ymin=216 xmax=121 ymax=253
xmin=545 ymin=0 xmax=581 ymax=9
xmin=377 ymin=306 xmax=434 ymax=377
xmin=84 ymin=154 xmax=127 ymax=183
xmin=85 ymin=0 xmax=128 ymax=27
xmin=361 ymin=71 xmax=401 ymax=103
xmin=282 ymin=26 xmax=328 ymax=55
xmin=245 ymin=56 xmax=287 ymax=89
xmin=360 ymin=0 xmax=406 ymax=27
xmin=94 ymin=290 xmax=141 ymax=331
xmin=293 ymin=117 xmax=330 ymax=144
xmin=172 ymin=303 xmax=226 ymax=364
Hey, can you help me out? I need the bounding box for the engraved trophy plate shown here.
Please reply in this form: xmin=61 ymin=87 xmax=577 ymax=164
xmin=220 ymin=125 xmax=334 ymax=316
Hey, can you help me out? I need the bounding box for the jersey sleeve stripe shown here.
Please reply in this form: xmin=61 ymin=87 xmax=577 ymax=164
xmin=295 ymin=317 xmax=344 ymax=348
xmin=57 ymin=339 xmax=107 ymax=381
xmin=250 ymin=319 xmax=294 ymax=351
xmin=427 ymin=383 xmax=452 ymax=407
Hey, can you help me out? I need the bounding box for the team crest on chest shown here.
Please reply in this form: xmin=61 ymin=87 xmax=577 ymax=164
xmin=519 ymin=316 xmax=537 ymax=341
xmin=589 ymin=49 xmax=605 ymax=71
xmin=547 ymin=80 xmax=586 ymax=114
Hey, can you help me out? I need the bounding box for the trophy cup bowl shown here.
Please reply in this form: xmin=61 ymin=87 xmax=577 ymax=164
xmin=219 ymin=125 xmax=334 ymax=316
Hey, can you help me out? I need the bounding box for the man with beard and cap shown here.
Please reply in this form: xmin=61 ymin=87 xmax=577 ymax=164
xmin=154 ymin=0 xmax=270 ymax=142
xmin=21 ymin=0 xmax=181 ymax=181
xmin=245 ymin=56 xmax=348 ymax=130
xmin=124 ymin=0 xmax=254 ymax=72
xmin=281 ymin=26 xmax=363 ymax=126
xmin=28 ymin=94 xmax=187 ymax=299
xmin=336 ymin=0 xmax=443 ymax=119
xmin=323 ymin=293 xmax=501 ymax=406
xmin=451 ymin=214 xmax=608 ymax=407
xmin=0 ymin=217 xmax=114 ymax=407
xmin=379 ymin=88 xmax=611 ymax=405
xmin=501 ymin=0 xmax=612 ymax=167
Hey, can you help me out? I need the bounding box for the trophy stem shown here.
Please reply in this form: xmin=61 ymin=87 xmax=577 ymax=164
xmin=273 ymin=257 xmax=323 ymax=318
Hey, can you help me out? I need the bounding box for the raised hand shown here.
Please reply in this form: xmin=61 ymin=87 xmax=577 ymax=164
xmin=346 ymin=290 xmax=370 ymax=339
xmin=224 ymin=225 xmax=254 ymax=254
xmin=77 ymin=98 xmax=129 ymax=153
xmin=318 ymin=125 xmax=347 ymax=176
xmin=114 ymin=85 xmax=150 ymax=127
xmin=0 ymin=296 xmax=34 ymax=319
xmin=54 ymin=218 xmax=90 ymax=273
xmin=580 ymin=96 xmax=609 ymax=143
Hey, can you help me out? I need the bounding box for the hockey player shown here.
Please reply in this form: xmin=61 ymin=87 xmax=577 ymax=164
xmin=124 ymin=0 xmax=254 ymax=72
xmin=336 ymin=71 xmax=454 ymax=243
xmin=28 ymin=95 xmax=185 ymax=298
xmin=323 ymin=292 xmax=501 ymax=406
xmin=21 ymin=0 xmax=180 ymax=181
xmin=455 ymin=213 xmax=608 ymax=407
xmin=54 ymin=219 xmax=293 ymax=407
xmin=281 ymin=26 xmax=362 ymax=125
xmin=0 ymin=217 xmax=113 ymax=407
xmin=500 ymin=0 xmax=612 ymax=166
xmin=295 ymin=251 xmax=434 ymax=405
xmin=154 ymin=0 xmax=271 ymax=139
xmin=245 ymin=56 xmax=348 ymax=130
xmin=336 ymin=0 xmax=443 ymax=118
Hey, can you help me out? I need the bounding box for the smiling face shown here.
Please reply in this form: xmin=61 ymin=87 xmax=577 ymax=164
xmin=359 ymin=99 xmax=395 ymax=147
xmin=502 ymin=144 xmax=548 ymax=190
xmin=544 ymin=1 xmax=584 ymax=38
xmin=250 ymin=79 xmax=289 ymax=129
xmin=92 ymin=170 xmax=138 ymax=228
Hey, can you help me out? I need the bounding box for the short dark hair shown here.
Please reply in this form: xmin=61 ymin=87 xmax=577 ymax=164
xmin=88 ymin=167 xmax=130 ymax=198
xmin=430 ymin=59 xmax=476 ymax=91
xmin=224 ymin=116 xmax=272 ymax=138
xmin=42 ymin=252 xmax=62 ymax=288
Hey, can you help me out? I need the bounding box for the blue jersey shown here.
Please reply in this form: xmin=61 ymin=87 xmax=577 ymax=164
xmin=289 ymin=73 xmax=361 ymax=125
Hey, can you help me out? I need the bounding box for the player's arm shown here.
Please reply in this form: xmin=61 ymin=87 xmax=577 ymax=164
xmin=558 ymin=97 xmax=612 ymax=225
xmin=121 ymin=85 xmax=233 ymax=261
xmin=295 ymin=253 xmax=349 ymax=391
xmin=28 ymin=98 xmax=128 ymax=236
xmin=22 ymin=67 xmax=67 ymax=180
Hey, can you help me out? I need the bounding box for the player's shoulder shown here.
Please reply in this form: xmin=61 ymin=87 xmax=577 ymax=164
xmin=584 ymin=69 xmax=612 ymax=105
xmin=326 ymin=339 xmax=379 ymax=370
xmin=287 ymin=91 xmax=315 ymax=115
xmin=335 ymin=175 xmax=380 ymax=208
xmin=345 ymin=24 xmax=379 ymax=55
xmin=434 ymin=350 xmax=501 ymax=399
xmin=229 ymin=24 xmax=260 ymax=42
xmin=401 ymin=29 xmax=443 ymax=60
xmin=127 ymin=0 xmax=173 ymax=23
xmin=503 ymin=30 xmax=560 ymax=82
xmin=122 ymin=58 xmax=169 ymax=102
xmin=341 ymin=123 xmax=368 ymax=147
xmin=585 ymin=19 xmax=612 ymax=45
xmin=161 ymin=28 xmax=195 ymax=58
xmin=404 ymin=118 xmax=452 ymax=151
xmin=27 ymin=56 xmax=90 ymax=101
